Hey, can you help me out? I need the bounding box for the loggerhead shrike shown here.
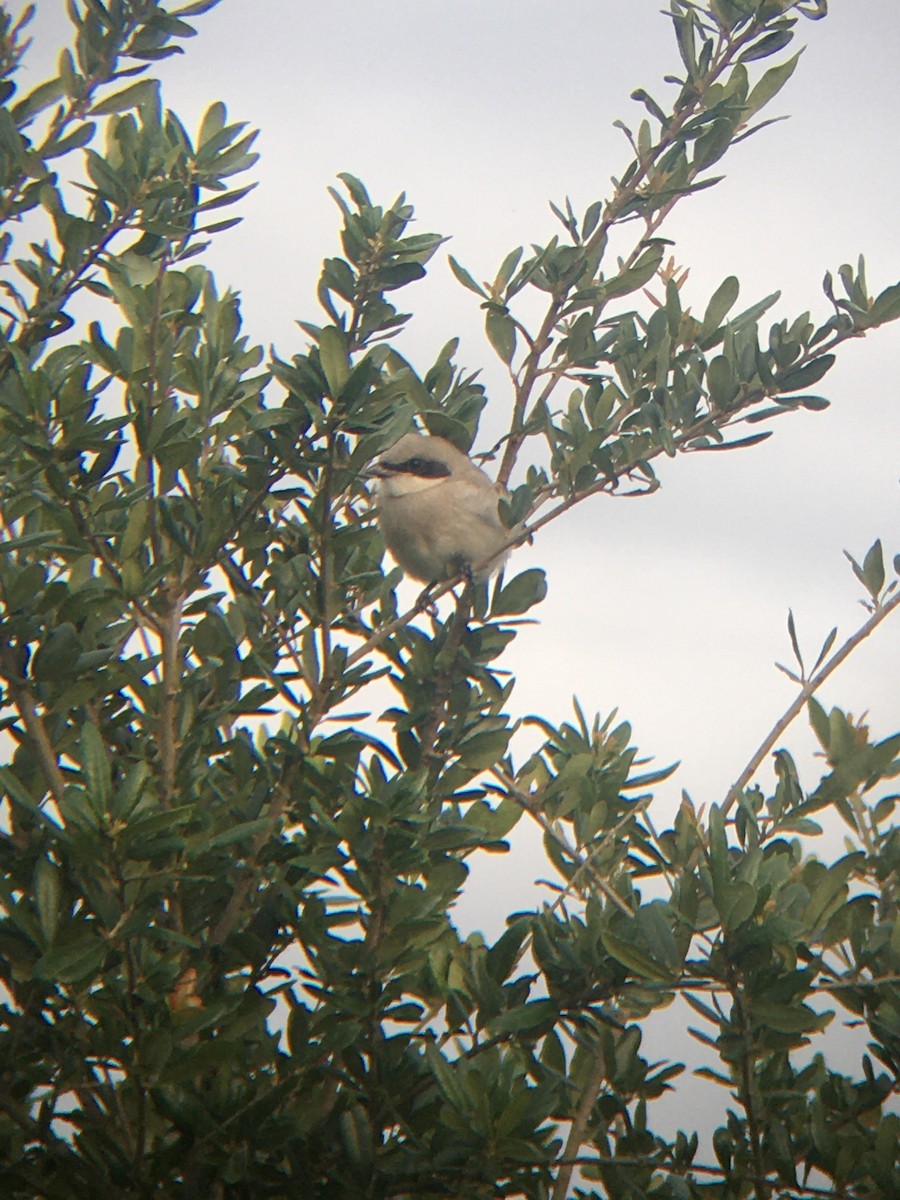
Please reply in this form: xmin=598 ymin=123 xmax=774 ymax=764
xmin=370 ymin=432 xmax=513 ymax=583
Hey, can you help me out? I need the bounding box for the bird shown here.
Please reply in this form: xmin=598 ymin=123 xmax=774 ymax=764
xmin=370 ymin=432 xmax=513 ymax=584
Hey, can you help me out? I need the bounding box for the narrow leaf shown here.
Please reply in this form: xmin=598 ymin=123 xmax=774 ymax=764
xmin=787 ymin=609 xmax=804 ymax=675
xmin=318 ymin=325 xmax=350 ymax=396
xmin=448 ymin=255 xmax=488 ymax=297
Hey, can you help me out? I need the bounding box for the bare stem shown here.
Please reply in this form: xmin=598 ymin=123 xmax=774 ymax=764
xmin=159 ymin=590 xmax=184 ymax=807
xmin=318 ymin=439 xmax=337 ymax=689
xmin=554 ymin=1152 xmax=856 ymax=1199
xmin=207 ymin=759 xmax=299 ymax=950
xmin=490 ymin=764 xmax=634 ymax=918
xmin=418 ymin=586 xmax=472 ymax=784
xmin=723 ymin=586 xmax=900 ymax=816
xmin=495 ymin=16 xmax=770 ymax=491
xmin=552 ymin=1046 xmax=606 ymax=1200
xmin=727 ymin=960 xmax=771 ymax=1200
xmin=1 ymin=646 xmax=67 ymax=808
xmin=499 ymin=293 xmax=568 ymax=489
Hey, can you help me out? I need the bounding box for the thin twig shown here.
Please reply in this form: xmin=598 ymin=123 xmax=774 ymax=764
xmin=496 ymin=16 xmax=769 ymax=491
xmin=4 ymin=665 xmax=67 ymax=808
xmin=159 ymin=588 xmax=185 ymax=807
xmin=552 ymin=1046 xmax=606 ymax=1200
xmin=723 ymin=587 xmax=900 ymax=816
xmin=490 ymin=764 xmax=635 ymax=918
xmin=554 ymin=1152 xmax=861 ymax=1199
xmin=206 ymin=759 xmax=299 ymax=949
xmin=419 ymin=585 xmax=472 ymax=784
xmin=727 ymin=959 xmax=771 ymax=1200
xmin=0 ymin=1092 xmax=85 ymax=1171
xmin=318 ymin=438 xmax=336 ymax=689
xmin=344 ymin=582 xmax=457 ymax=670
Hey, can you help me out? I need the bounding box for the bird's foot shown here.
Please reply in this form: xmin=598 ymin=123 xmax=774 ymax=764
xmin=415 ymin=583 xmax=439 ymax=616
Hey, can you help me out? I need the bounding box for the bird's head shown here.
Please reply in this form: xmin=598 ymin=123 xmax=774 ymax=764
xmin=369 ymin=433 xmax=470 ymax=497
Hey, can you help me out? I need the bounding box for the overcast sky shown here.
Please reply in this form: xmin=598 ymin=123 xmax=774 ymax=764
xmin=20 ymin=0 xmax=900 ymax=1139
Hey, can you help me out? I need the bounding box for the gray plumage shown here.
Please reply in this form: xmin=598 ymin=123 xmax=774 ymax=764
xmin=371 ymin=432 xmax=511 ymax=583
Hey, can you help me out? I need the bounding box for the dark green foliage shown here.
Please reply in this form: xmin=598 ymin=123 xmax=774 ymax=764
xmin=0 ymin=2 xmax=897 ymax=1198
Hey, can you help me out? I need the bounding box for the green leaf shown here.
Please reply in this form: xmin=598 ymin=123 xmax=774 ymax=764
xmin=318 ymin=325 xmax=350 ymax=396
xmin=707 ymin=803 xmax=729 ymax=900
xmin=0 ymin=530 xmax=56 ymax=553
xmin=492 ymin=247 xmax=523 ymax=295
xmin=201 ymin=818 xmax=272 ymax=851
xmin=751 ymin=1001 xmax=831 ymax=1034
xmin=861 ymin=538 xmax=886 ymax=598
xmin=486 ymin=920 xmax=529 ymax=982
xmin=631 ymin=88 xmax=667 ymax=126
xmin=457 ymin=728 xmax=512 ymax=771
xmin=34 ymin=857 xmax=62 ymax=946
xmin=11 ymin=76 xmax=65 ymax=123
xmin=423 ymin=1042 xmax=468 ymax=1112
xmin=464 ymin=797 xmax=520 ymax=839
xmin=32 ymin=624 xmax=81 ymax=682
xmin=488 ymin=999 xmax=557 ymax=1035
xmin=744 ymin=51 xmax=802 ymax=118
xmin=635 ymin=902 xmax=681 ymax=970
xmin=730 ymin=289 xmax=781 ymax=332
xmin=338 ymin=1105 xmax=374 ymax=1166
xmin=336 ymin=170 xmax=371 ymax=208
xmin=787 ymin=609 xmax=804 ymax=675
xmin=672 ymin=8 xmax=699 ymax=78
xmin=40 ymin=120 xmax=96 ymax=158
xmin=80 ymin=722 xmax=112 ymax=814
xmin=696 ymin=431 xmax=773 ymax=451
xmin=197 ymin=99 xmax=227 ymax=145
xmin=111 ymin=761 xmax=150 ymax=820
xmin=0 ymin=767 xmax=62 ymax=830
xmin=448 ymin=255 xmax=488 ymax=298
xmin=118 ymin=251 xmax=159 ymax=286
xmin=601 ymin=243 xmax=665 ymax=300
xmin=601 ymin=930 xmax=674 ymax=982
xmin=372 ymin=261 xmax=426 ymax=291
xmin=485 ymin=308 xmax=516 ymax=364
xmin=846 ymin=539 xmax=886 ymax=600
xmin=700 ymin=275 xmax=740 ymax=343
xmin=739 ymin=29 xmax=793 ymax=63
xmin=84 ymin=149 xmax=129 ymax=203
xmin=811 ymin=626 xmax=838 ymax=673
xmin=777 ymin=354 xmax=835 ymax=391
xmin=808 ymin=697 xmax=831 ymax=751
xmin=707 ymin=355 xmax=738 ymax=406
xmin=693 ymin=118 xmax=735 ymax=170
xmin=34 ymin=935 xmax=106 ymax=984
xmin=89 ymin=79 xmax=160 ymax=115
xmin=491 ymin=568 xmax=547 ymax=616
xmin=721 ymin=880 xmax=757 ymax=930
xmin=540 ymin=1028 xmax=567 ymax=1076
xmin=869 ymin=281 xmax=900 ymax=325
xmin=121 ymin=498 xmax=150 ymax=558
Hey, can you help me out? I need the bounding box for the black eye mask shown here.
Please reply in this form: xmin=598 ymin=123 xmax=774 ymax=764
xmin=385 ymin=456 xmax=452 ymax=479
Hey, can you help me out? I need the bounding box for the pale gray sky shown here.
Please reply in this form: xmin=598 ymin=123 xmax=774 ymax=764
xmin=19 ymin=0 xmax=900 ymax=1150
